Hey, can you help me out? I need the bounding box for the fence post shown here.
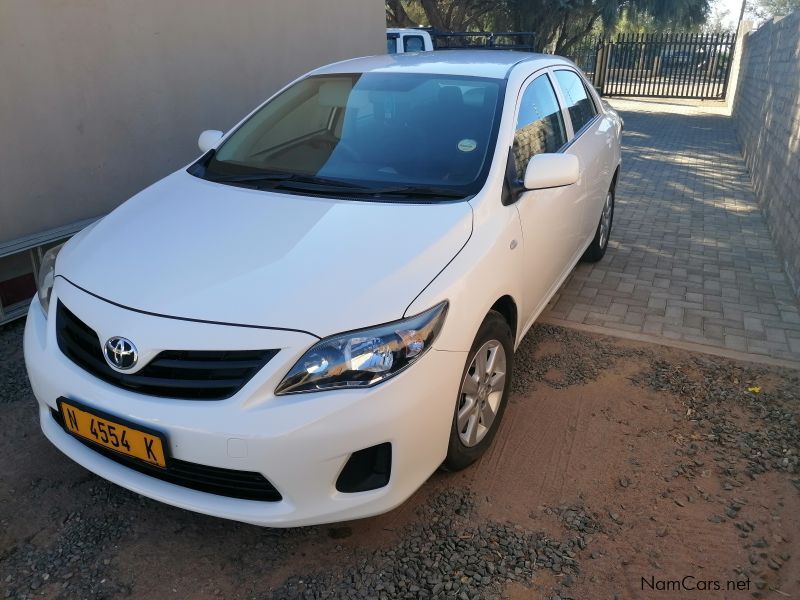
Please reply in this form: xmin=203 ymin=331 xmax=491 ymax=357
xmin=726 ymin=22 xmax=752 ymax=106
xmin=594 ymin=41 xmax=607 ymax=93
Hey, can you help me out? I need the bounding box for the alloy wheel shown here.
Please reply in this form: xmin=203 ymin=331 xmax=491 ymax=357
xmin=599 ymin=192 xmax=613 ymax=249
xmin=456 ymin=340 xmax=507 ymax=447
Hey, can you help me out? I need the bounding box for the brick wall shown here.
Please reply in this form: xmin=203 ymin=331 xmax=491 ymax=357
xmin=732 ymin=11 xmax=800 ymax=297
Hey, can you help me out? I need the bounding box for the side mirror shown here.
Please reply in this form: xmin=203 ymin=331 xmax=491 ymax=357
xmin=198 ymin=130 xmax=224 ymax=153
xmin=524 ymin=153 xmax=580 ymax=190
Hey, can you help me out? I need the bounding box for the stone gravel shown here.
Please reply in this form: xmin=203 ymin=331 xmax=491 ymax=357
xmin=630 ymin=355 xmax=800 ymax=482
xmin=512 ymin=324 xmax=643 ymax=394
xmin=0 ymin=320 xmax=30 ymax=405
xmin=269 ymin=491 xmax=588 ymax=600
xmin=629 ymin=353 xmax=800 ymax=594
xmin=1 ymin=483 xmax=140 ymax=599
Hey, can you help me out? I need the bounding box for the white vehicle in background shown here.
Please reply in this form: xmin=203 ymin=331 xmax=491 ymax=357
xmin=386 ymin=28 xmax=434 ymax=53
xmin=25 ymin=51 xmax=622 ymax=527
xmin=387 ymin=28 xmax=537 ymax=54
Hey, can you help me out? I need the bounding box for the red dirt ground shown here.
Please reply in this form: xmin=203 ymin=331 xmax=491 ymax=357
xmin=1 ymin=322 xmax=798 ymax=599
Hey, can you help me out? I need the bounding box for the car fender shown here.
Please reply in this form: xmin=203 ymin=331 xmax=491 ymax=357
xmin=404 ymin=184 xmax=525 ymax=353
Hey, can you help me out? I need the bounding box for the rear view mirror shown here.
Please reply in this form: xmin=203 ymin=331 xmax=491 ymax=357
xmin=198 ymin=130 xmax=224 ymax=153
xmin=524 ymin=153 xmax=580 ymax=190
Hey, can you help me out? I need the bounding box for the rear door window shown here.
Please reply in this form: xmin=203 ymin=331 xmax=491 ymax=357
xmin=554 ymin=70 xmax=597 ymax=134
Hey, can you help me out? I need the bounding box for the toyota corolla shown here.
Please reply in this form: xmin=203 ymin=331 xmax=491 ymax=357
xmin=24 ymin=51 xmax=621 ymax=526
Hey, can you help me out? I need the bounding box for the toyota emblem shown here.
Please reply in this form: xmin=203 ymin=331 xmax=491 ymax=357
xmin=104 ymin=337 xmax=138 ymax=371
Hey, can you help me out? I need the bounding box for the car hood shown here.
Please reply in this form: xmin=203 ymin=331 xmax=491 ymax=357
xmin=57 ymin=171 xmax=472 ymax=338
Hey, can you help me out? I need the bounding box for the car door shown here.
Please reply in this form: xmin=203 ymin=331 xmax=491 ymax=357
xmin=552 ymin=69 xmax=612 ymax=245
xmin=511 ymin=71 xmax=583 ymax=327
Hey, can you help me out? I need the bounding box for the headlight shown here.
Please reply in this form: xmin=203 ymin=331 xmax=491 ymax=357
xmin=37 ymin=244 xmax=64 ymax=318
xmin=275 ymin=301 xmax=448 ymax=395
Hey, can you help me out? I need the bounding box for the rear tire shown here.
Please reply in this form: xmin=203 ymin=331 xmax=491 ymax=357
xmin=582 ymin=187 xmax=614 ymax=263
xmin=441 ymin=310 xmax=514 ymax=472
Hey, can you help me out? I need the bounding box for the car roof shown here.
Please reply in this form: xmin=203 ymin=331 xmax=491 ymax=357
xmin=312 ymin=50 xmax=569 ymax=80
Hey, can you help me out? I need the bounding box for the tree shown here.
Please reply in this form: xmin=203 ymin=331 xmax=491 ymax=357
xmin=388 ymin=0 xmax=507 ymax=30
xmin=386 ymin=0 xmax=711 ymax=54
xmin=704 ymin=5 xmax=732 ymax=32
xmin=386 ymin=0 xmax=417 ymax=26
xmin=750 ymin=0 xmax=800 ymax=17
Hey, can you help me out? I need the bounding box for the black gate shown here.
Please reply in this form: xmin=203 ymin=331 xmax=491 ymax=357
xmin=591 ymin=33 xmax=736 ymax=100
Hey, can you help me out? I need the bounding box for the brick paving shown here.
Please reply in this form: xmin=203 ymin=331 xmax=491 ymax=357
xmin=544 ymin=98 xmax=800 ymax=364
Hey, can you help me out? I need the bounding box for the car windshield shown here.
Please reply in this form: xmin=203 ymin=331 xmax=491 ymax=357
xmin=198 ymin=72 xmax=505 ymax=199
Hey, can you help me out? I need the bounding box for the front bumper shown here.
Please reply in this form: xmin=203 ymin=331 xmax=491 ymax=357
xmin=24 ymin=279 xmax=466 ymax=526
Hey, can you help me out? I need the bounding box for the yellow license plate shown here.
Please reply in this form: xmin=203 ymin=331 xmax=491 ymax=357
xmin=58 ymin=399 xmax=167 ymax=468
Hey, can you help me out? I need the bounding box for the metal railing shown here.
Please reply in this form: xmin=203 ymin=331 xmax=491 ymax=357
xmin=592 ymin=32 xmax=736 ymax=99
xmin=0 ymin=217 xmax=98 ymax=325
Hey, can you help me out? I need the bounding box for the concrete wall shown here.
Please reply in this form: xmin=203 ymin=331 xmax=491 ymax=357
xmin=731 ymin=11 xmax=800 ymax=297
xmin=0 ymin=0 xmax=385 ymax=243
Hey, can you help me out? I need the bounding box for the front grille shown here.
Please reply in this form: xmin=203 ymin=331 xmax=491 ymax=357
xmin=51 ymin=409 xmax=282 ymax=501
xmin=56 ymin=301 xmax=278 ymax=400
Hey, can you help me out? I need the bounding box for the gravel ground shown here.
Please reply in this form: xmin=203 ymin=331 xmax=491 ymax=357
xmin=511 ymin=323 xmax=645 ymax=394
xmin=2 ymin=483 xmax=140 ymax=598
xmin=1 ymin=318 xmax=798 ymax=599
xmin=270 ymin=492 xmax=591 ymax=600
xmin=627 ymin=353 xmax=800 ymax=595
xmin=630 ymin=356 xmax=800 ymax=482
xmin=0 ymin=320 xmax=30 ymax=405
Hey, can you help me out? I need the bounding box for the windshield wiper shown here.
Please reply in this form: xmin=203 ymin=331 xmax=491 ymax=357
xmin=207 ymin=171 xmax=365 ymax=189
xmin=207 ymin=172 xmax=466 ymax=200
xmin=272 ymin=181 xmax=467 ymax=200
xmin=355 ymin=186 xmax=467 ymax=199
xmin=208 ymin=172 xmax=295 ymax=183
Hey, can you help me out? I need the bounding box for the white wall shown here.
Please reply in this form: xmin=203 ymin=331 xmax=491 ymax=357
xmin=0 ymin=0 xmax=385 ymax=243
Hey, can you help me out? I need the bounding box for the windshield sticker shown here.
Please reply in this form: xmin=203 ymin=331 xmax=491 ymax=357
xmin=457 ymin=139 xmax=477 ymax=153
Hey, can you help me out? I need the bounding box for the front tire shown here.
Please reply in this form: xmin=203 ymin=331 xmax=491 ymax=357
xmin=442 ymin=310 xmax=514 ymax=472
xmin=582 ymin=187 xmax=614 ymax=263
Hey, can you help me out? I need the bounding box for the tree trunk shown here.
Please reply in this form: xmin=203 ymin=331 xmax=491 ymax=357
xmin=386 ymin=0 xmax=417 ymax=27
xmin=557 ymin=12 xmax=601 ymax=56
xmin=553 ymin=10 xmax=570 ymax=53
xmin=420 ymin=0 xmax=447 ymax=30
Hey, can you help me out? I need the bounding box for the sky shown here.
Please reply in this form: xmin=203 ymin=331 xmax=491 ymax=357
xmin=709 ymin=0 xmax=749 ymax=29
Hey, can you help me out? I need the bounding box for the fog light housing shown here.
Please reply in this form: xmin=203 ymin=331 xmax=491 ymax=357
xmin=335 ymin=442 xmax=392 ymax=493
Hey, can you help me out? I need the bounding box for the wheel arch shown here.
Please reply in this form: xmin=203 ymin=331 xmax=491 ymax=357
xmin=490 ymin=295 xmax=518 ymax=345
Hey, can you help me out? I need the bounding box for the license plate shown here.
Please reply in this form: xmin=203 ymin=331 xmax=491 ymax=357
xmin=57 ymin=399 xmax=168 ymax=468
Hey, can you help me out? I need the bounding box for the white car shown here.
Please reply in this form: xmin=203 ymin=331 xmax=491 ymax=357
xmin=24 ymin=51 xmax=621 ymax=527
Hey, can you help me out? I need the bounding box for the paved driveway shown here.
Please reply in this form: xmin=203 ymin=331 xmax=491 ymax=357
xmin=544 ymin=98 xmax=800 ymax=365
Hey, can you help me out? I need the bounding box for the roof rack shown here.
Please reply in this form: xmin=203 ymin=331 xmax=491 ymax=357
xmin=431 ymin=31 xmax=536 ymax=52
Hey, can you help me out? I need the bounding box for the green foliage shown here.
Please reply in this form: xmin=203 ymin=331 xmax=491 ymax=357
xmin=750 ymin=0 xmax=800 ymax=18
xmin=703 ymin=4 xmax=733 ymax=33
xmin=386 ymin=0 xmax=712 ymax=53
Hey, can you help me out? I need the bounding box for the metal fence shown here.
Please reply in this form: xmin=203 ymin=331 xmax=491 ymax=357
xmin=422 ymin=30 xmax=735 ymax=100
xmin=563 ymin=35 xmax=603 ymax=79
xmin=592 ymin=32 xmax=736 ymax=99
